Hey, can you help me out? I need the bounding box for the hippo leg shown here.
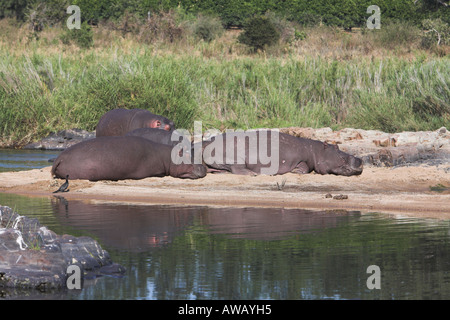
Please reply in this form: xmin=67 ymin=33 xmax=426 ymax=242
xmin=207 ymin=168 xmax=230 ymax=174
xmin=291 ymin=162 xmax=311 ymax=174
xmin=230 ymin=165 xmax=258 ymax=176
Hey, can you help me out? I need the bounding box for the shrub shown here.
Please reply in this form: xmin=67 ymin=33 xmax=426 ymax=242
xmin=193 ymin=14 xmax=224 ymax=42
xmin=238 ymin=16 xmax=280 ymax=51
xmin=421 ymin=18 xmax=449 ymax=47
xmin=60 ymin=21 xmax=94 ymax=48
xmin=264 ymin=11 xmax=296 ymax=44
xmin=138 ymin=9 xmax=183 ymax=43
xmin=374 ymin=20 xmax=420 ymax=49
xmin=294 ymin=30 xmax=307 ymax=41
xmin=25 ymin=0 xmax=68 ymax=40
xmin=295 ymin=12 xmax=322 ymax=27
xmin=112 ymin=10 xmax=143 ymax=36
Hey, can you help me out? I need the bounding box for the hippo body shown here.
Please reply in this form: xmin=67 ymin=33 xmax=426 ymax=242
xmin=200 ymin=130 xmax=363 ymax=176
xmin=125 ymin=128 xmax=187 ymax=146
xmin=95 ymin=108 xmax=175 ymax=137
xmin=51 ymin=136 xmax=206 ymax=181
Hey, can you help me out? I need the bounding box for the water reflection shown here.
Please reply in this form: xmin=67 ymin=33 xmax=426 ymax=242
xmin=49 ymin=196 xmax=357 ymax=248
xmin=50 ymin=197 xmax=197 ymax=251
xmin=202 ymin=207 xmax=356 ymax=240
xmin=1 ymin=193 xmax=450 ymax=300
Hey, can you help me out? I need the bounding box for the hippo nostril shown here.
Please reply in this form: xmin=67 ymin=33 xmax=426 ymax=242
xmin=351 ymin=157 xmax=363 ymax=168
xmin=192 ymin=165 xmax=207 ymax=178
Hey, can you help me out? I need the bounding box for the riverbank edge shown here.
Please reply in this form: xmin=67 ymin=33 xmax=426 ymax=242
xmin=0 ymin=166 xmax=449 ymax=220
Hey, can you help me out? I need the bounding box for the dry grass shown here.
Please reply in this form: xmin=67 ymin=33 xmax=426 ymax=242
xmin=1 ymin=17 xmax=448 ymax=61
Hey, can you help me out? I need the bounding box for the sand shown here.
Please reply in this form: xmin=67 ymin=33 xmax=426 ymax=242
xmin=0 ymin=164 xmax=449 ymax=220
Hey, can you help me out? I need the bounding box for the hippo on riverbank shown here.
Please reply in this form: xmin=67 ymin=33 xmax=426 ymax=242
xmin=95 ymin=108 xmax=175 ymax=137
xmin=197 ymin=130 xmax=363 ymax=176
xmin=51 ymin=136 xmax=206 ymax=181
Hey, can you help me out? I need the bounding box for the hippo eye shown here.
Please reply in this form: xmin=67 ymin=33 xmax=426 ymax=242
xmin=336 ymin=152 xmax=347 ymax=165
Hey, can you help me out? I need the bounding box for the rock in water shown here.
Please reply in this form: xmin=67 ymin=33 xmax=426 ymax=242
xmin=0 ymin=206 xmax=125 ymax=292
xmin=23 ymin=129 xmax=95 ymax=150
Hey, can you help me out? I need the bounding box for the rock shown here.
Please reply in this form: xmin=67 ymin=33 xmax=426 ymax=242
xmin=280 ymin=127 xmax=317 ymax=139
xmin=373 ymin=137 xmax=397 ymax=147
xmin=0 ymin=206 xmax=125 ymax=291
xmin=325 ymin=193 xmax=333 ymax=198
xmin=23 ymin=129 xmax=95 ymax=150
xmin=333 ymin=194 xmax=348 ymax=200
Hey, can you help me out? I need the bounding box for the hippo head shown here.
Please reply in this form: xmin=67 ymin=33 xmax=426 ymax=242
xmin=314 ymin=143 xmax=363 ymax=176
xmin=148 ymin=117 xmax=175 ymax=131
xmin=169 ymin=163 xmax=207 ymax=179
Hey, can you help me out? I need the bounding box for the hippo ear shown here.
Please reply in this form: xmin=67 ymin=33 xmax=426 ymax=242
xmin=324 ymin=142 xmax=339 ymax=150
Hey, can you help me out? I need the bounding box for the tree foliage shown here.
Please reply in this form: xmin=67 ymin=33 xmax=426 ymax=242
xmin=237 ymin=15 xmax=280 ymax=51
xmin=0 ymin=0 xmax=448 ymax=29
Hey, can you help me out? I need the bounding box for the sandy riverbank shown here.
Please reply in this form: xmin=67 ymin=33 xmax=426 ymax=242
xmin=0 ymin=164 xmax=449 ymax=220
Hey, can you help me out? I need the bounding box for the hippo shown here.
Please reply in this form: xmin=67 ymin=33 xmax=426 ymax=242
xmin=197 ymin=130 xmax=363 ymax=176
xmin=95 ymin=108 xmax=175 ymax=137
xmin=125 ymin=128 xmax=188 ymax=146
xmin=51 ymin=136 xmax=206 ymax=181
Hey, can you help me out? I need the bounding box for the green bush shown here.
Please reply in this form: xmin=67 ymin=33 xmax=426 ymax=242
xmin=421 ymin=18 xmax=449 ymax=47
xmin=374 ymin=20 xmax=420 ymax=49
xmin=264 ymin=11 xmax=297 ymax=44
xmin=193 ymin=14 xmax=224 ymax=42
xmin=294 ymin=30 xmax=307 ymax=41
xmin=60 ymin=21 xmax=94 ymax=48
xmin=24 ymin=0 xmax=68 ymax=40
xmin=138 ymin=9 xmax=184 ymax=43
xmin=238 ymin=16 xmax=280 ymax=51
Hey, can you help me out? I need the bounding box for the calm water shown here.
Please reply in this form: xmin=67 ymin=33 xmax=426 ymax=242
xmin=0 ymin=149 xmax=59 ymax=172
xmin=1 ymin=192 xmax=450 ymax=300
xmin=1 ymin=150 xmax=450 ymax=300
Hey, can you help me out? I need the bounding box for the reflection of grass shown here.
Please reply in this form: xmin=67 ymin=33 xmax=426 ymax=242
xmin=429 ymin=184 xmax=449 ymax=192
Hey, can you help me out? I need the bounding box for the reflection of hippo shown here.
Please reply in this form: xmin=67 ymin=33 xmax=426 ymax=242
xmin=199 ymin=130 xmax=363 ymax=176
xmin=125 ymin=128 xmax=188 ymax=146
xmin=50 ymin=198 xmax=198 ymax=251
xmin=96 ymin=108 xmax=175 ymax=137
xmin=51 ymin=136 xmax=206 ymax=181
xmin=202 ymin=207 xmax=359 ymax=240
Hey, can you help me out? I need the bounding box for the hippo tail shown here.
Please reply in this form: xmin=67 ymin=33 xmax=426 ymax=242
xmin=50 ymin=157 xmax=61 ymax=178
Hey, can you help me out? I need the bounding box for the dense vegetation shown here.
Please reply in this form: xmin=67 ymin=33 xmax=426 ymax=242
xmin=1 ymin=0 xmax=449 ymax=27
xmin=0 ymin=0 xmax=448 ymax=147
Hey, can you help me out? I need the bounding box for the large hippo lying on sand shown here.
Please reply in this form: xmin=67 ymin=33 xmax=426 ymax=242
xmin=197 ymin=130 xmax=363 ymax=176
xmin=96 ymin=108 xmax=175 ymax=137
xmin=51 ymin=136 xmax=206 ymax=181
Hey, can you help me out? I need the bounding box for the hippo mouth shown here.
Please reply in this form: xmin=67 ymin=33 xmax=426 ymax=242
xmin=178 ymin=164 xmax=207 ymax=179
xmin=336 ymin=158 xmax=364 ymax=176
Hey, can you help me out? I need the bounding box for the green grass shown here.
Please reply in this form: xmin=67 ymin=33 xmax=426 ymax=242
xmin=0 ymin=23 xmax=449 ymax=147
